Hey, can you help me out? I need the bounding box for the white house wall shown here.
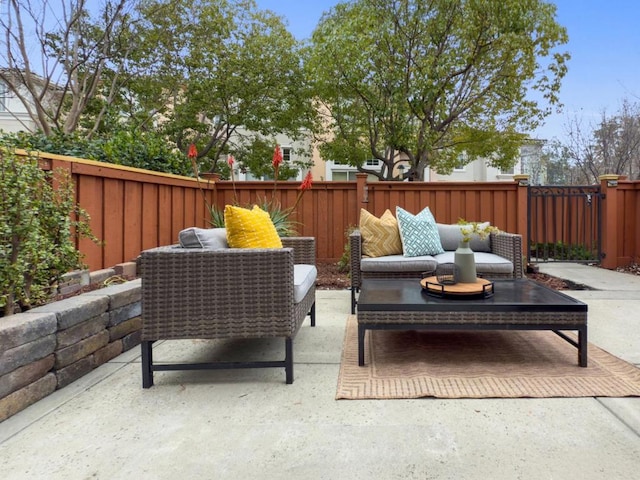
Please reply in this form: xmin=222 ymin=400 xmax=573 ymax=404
xmin=0 ymin=83 xmax=37 ymax=133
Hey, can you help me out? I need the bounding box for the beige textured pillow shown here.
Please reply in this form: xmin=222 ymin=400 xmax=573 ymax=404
xmin=359 ymin=209 xmax=403 ymax=258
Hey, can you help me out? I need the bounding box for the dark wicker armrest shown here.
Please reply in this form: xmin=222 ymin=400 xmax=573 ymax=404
xmin=349 ymin=230 xmax=363 ymax=289
xmin=281 ymin=237 xmax=316 ymax=265
xmin=490 ymin=231 xmax=524 ymax=278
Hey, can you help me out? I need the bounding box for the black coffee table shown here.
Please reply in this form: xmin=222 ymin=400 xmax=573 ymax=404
xmin=357 ymin=278 xmax=588 ymax=367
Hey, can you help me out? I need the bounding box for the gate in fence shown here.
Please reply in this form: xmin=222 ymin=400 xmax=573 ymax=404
xmin=527 ymin=185 xmax=603 ymax=265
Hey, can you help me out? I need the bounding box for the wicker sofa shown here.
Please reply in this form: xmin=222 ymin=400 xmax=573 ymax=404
xmin=349 ymin=225 xmax=524 ymax=313
xmin=139 ymin=233 xmax=316 ymax=387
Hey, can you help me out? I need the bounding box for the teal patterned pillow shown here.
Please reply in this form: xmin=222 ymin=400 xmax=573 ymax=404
xmin=396 ymin=206 xmax=445 ymax=257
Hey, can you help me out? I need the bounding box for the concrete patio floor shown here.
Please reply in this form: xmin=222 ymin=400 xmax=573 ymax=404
xmin=1 ymin=263 xmax=639 ymax=479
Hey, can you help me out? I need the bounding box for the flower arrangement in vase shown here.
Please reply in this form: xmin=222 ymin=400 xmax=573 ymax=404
xmin=458 ymin=220 xmax=498 ymax=243
xmin=455 ymin=219 xmax=499 ymax=283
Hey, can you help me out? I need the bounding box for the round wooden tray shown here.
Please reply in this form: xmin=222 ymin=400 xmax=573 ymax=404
xmin=420 ymin=276 xmax=494 ymax=298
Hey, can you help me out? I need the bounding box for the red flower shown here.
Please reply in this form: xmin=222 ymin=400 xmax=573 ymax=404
xmin=187 ymin=143 xmax=198 ymax=159
xmin=227 ymin=155 xmax=235 ymax=167
xmin=299 ymin=171 xmax=313 ymax=191
xmin=272 ymin=144 xmax=283 ymax=169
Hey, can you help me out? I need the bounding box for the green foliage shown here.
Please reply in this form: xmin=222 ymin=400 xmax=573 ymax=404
xmin=0 ymin=147 xmax=99 ymax=316
xmin=255 ymin=198 xmax=299 ymax=237
xmin=307 ymin=0 xmax=570 ymax=180
xmin=233 ymin=136 xmax=303 ymax=180
xmin=132 ymin=0 xmax=317 ymax=175
xmin=0 ymin=130 xmax=191 ymax=176
xmin=530 ymin=242 xmax=597 ymax=262
xmin=209 ymin=205 xmax=226 ymax=229
xmin=2 ymin=2 xmax=318 ymax=178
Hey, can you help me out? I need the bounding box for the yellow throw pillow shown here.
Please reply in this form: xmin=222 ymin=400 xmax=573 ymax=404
xmin=359 ymin=208 xmax=403 ymax=258
xmin=224 ymin=205 xmax=283 ymax=249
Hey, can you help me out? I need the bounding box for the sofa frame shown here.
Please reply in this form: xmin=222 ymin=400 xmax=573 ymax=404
xmin=139 ymin=237 xmax=316 ymax=387
xmin=349 ymin=230 xmax=524 ymax=313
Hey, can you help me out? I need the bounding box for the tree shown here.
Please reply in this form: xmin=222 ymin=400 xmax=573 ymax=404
xmin=564 ymin=100 xmax=640 ymax=183
xmin=306 ymin=0 xmax=569 ymax=180
xmin=0 ymin=0 xmax=137 ymax=136
xmin=540 ymin=140 xmax=577 ymax=185
xmin=131 ymin=0 xmax=316 ymax=176
xmin=232 ymin=137 xmax=302 ymax=180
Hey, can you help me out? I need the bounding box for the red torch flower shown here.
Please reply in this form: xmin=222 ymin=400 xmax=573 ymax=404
xmin=187 ymin=143 xmax=198 ymax=159
xmin=188 ymin=143 xmax=199 ymax=177
xmin=299 ymin=171 xmax=313 ymax=191
xmin=271 ymin=144 xmax=283 ymax=195
xmin=290 ymin=171 xmax=313 ymax=212
xmin=227 ymin=155 xmax=235 ymax=168
xmin=272 ymin=144 xmax=283 ymax=169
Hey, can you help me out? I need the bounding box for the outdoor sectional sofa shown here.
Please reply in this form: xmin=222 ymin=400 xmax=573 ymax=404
xmin=349 ymin=213 xmax=524 ymax=313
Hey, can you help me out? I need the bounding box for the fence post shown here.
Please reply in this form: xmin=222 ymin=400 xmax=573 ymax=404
xmin=599 ymin=174 xmax=620 ymax=269
xmin=513 ymin=174 xmax=529 ymax=259
xmin=356 ymin=173 xmax=368 ymax=211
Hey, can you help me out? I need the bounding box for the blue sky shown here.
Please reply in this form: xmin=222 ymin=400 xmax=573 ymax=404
xmin=255 ymin=0 xmax=640 ymax=142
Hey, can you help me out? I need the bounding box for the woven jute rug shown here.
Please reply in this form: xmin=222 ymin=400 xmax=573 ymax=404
xmin=336 ymin=316 xmax=640 ymax=399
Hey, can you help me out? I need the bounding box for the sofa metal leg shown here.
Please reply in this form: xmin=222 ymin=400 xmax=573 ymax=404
xmin=285 ymin=338 xmax=294 ymax=384
xmin=310 ymin=302 xmax=316 ymax=327
xmin=141 ymin=341 xmax=154 ymax=388
xmin=351 ymin=287 xmax=357 ymax=314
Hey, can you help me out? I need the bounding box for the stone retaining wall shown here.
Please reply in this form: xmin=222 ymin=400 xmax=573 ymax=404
xmin=0 ymin=274 xmax=141 ymax=422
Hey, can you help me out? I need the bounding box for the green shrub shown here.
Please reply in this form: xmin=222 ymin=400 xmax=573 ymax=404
xmin=0 ymin=129 xmax=192 ymax=176
xmin=0 ymin=147 xmax=98 ymax=316
xmin=529 ymin=241 xmax=598 ymax=262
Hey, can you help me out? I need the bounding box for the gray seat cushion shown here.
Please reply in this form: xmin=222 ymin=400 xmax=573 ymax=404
xmin=432 ymin=252 xmax=514 ymax=275
xmin=294 ymin=264 xmax=317 ymax=303
xmin=361 ymin=255 xmax=438 ymax=273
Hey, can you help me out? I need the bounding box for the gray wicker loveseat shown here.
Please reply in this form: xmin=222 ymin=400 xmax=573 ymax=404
xmin=349 ymin=215 xmax=524 ymax=313
xmin=139 ymin=228 xmax=316 ymax=388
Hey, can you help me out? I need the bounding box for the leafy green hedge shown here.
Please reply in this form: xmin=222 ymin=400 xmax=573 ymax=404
xmin=1 ymin=147 xmax=98 ymax=316
xmin=0 ymin=130 xmax=192 ymax=176
xmin=529 ymin=242 xmax=598 ymax=262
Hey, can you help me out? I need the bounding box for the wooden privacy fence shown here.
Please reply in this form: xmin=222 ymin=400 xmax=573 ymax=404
xmin=27 ymin=151 xmax=640 ymax=270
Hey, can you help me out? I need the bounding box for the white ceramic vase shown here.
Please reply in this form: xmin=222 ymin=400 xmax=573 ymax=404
xmin=454 ymin=240 xmax=477 ymax=283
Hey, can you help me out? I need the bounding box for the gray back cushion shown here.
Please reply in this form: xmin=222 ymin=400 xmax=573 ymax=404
xmin=178 ymin=227 xmax=228 ymax=249
xmin=437 ymin=224 xmax=491 ymax=252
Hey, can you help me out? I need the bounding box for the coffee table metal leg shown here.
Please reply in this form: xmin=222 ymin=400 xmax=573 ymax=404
xmin=579 ymin=327 xmax=588 ymax=367
xmin=358 ymin=324 xmax=366 ymax=366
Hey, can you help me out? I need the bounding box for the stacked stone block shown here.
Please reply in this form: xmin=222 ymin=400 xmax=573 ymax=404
xmin=0 ymin=273 xmax=141 ymax=422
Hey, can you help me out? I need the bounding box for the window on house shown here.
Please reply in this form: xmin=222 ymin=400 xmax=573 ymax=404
xmin=454 ymin=155 xmax=466 ymax=172
xmin=332 ymin=171 xmax=359 ymax=181
xmin=365 ymin=159 xmax=379 ymax=166
xmin=282 ymin=147 xmax=291 ymax=162
xmin=501 ymin=165 xmax=515 ymax=175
